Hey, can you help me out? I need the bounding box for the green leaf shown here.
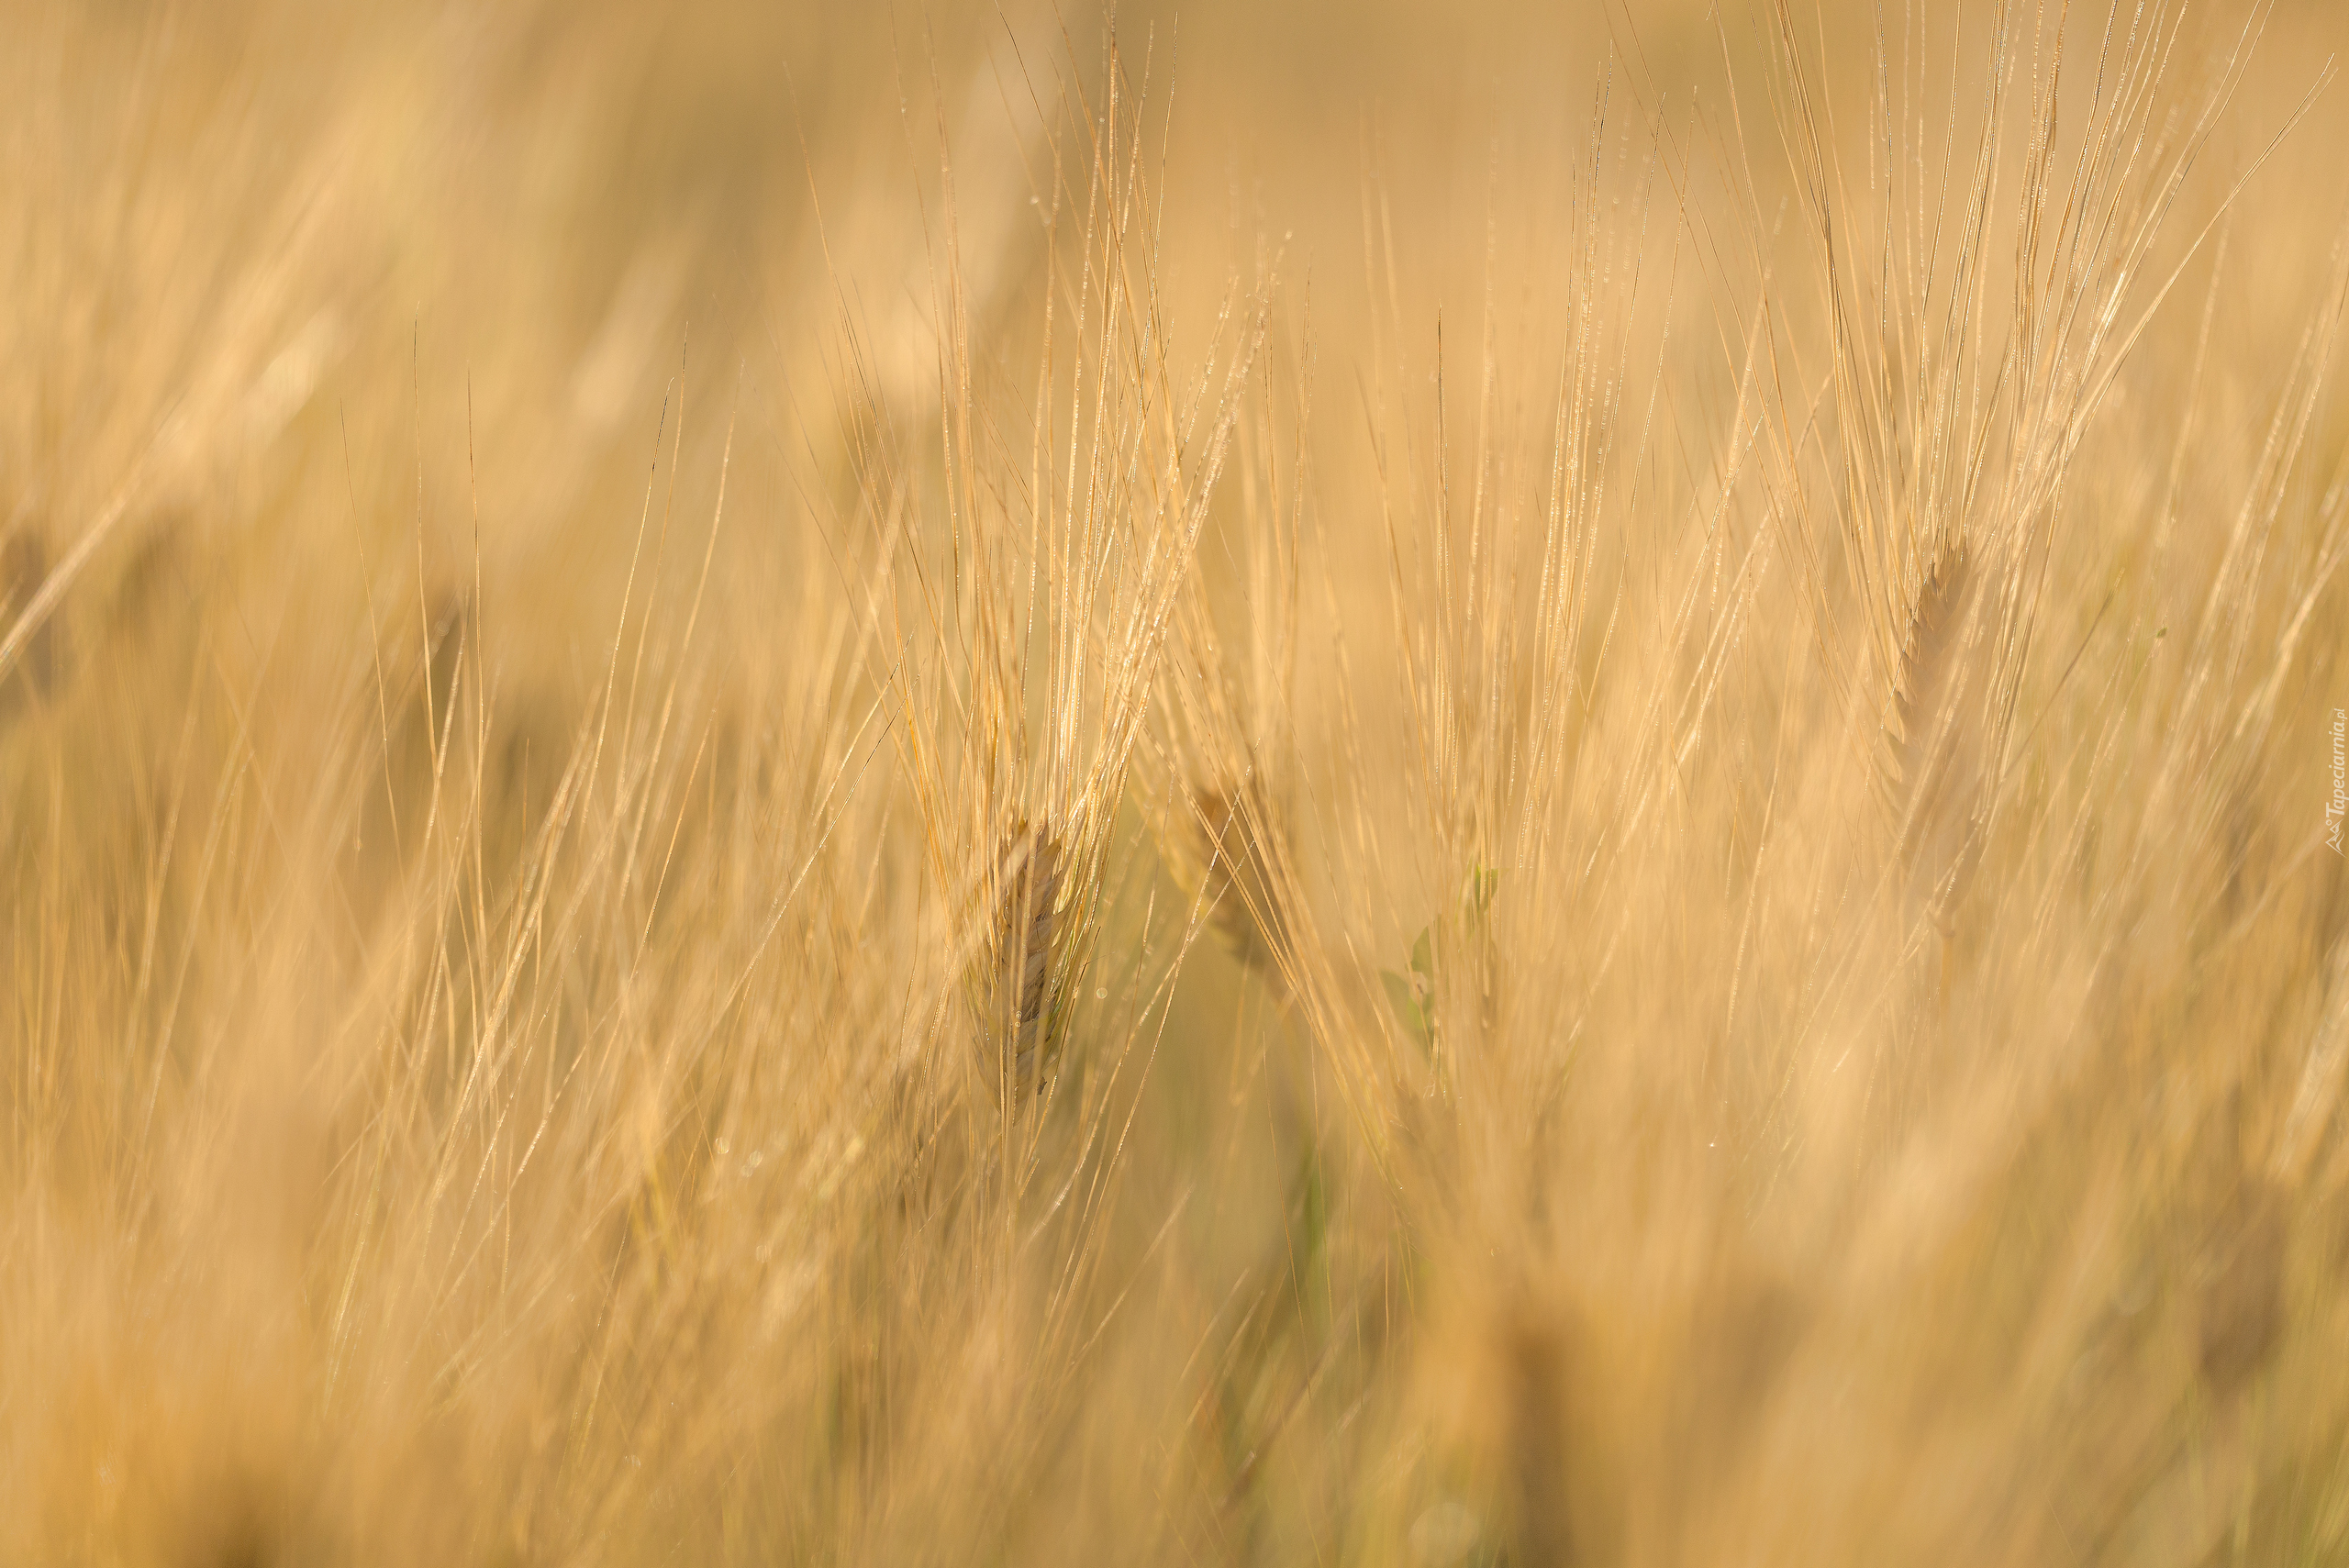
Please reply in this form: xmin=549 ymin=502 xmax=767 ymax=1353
xmin=1464 ymin=862 xmax=1499 ymax=917
xmin=1290 ymin=1141 xmax=1330 ymax=1330
xmin=1408 ymin=926 xmax=1435 ymax=981
xmin=1381 ymin=968 xmax=1431 ymax=1051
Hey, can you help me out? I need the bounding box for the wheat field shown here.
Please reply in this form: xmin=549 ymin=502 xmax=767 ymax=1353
xmin=5 ymin=0 xmax=2348 ymax=1562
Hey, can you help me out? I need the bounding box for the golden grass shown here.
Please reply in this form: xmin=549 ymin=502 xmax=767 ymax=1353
xmin=5 ymin=0 xmax=2349 ymax=1562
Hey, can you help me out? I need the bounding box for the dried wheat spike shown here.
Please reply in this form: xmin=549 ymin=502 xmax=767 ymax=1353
xmin=1892 ymin=540 xmax=1983 ymax=935
xmin=988 ymin=819 xmax=1064 ymax=1103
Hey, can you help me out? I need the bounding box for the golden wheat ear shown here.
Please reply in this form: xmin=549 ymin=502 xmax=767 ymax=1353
xmin=1890 ymin=540 xmax=1987 ymax=937
xmin=984 ymin=817 xmax=1064 ymax=1106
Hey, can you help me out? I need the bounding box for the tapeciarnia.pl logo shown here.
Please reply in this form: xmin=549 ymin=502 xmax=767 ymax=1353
xmin=2331 ymin=708 xmax=2345 ymax=856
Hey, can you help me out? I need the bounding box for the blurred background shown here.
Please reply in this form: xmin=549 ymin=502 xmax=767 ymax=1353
xmin=8 ymin=0 xmax=2343 ymax=751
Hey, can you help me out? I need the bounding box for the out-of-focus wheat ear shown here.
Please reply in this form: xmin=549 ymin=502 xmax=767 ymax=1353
xmin=1674 ymin=1257 xmax=1809 ymax=1488
xmin=2198 ymin=1176 xmax=2288 ymax=1399
xmin=2274 ymin=938 xmax=2349 ymax=1188
xmin=1891 ymin=539 xmax=1986 ymax=941
xmin=0 ymin=526 xmax=68 ymax=719
xmin=988 ymin=817 xmax=1063 ymax=1107
xmin=1502 ymin=1305 xmax=1581 ymax=1568
xmin=1184 ymin=777 xmax=1293 ymax=989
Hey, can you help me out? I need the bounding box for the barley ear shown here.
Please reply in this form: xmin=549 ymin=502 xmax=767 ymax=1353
xmin=1891 ymin=540 xmax=1987 ymax=937
xmin=985 ymin=818 xmax=1064 ymax=1107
